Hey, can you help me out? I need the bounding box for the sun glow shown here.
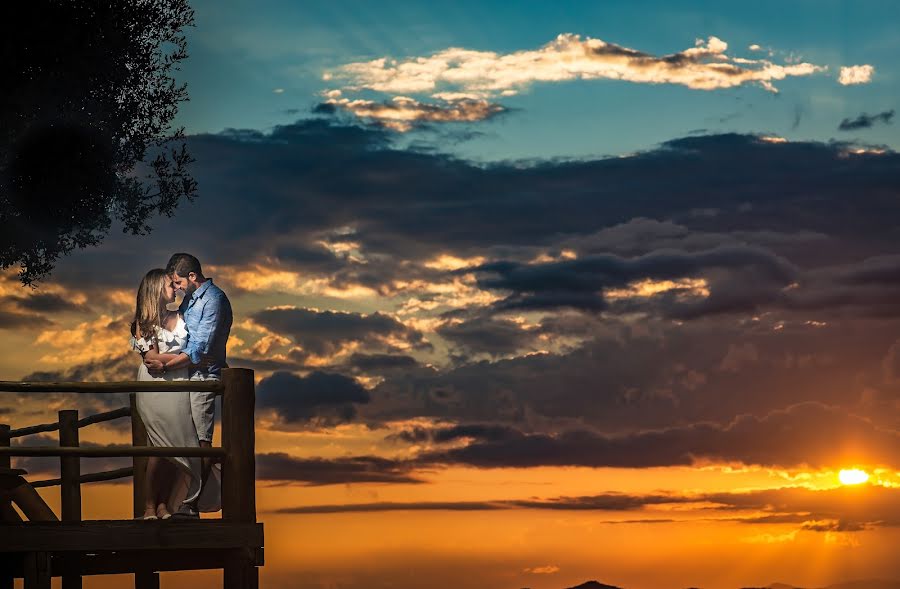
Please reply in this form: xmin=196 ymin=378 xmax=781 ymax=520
xmin=838 ymin=469 xmax=869 ymax=485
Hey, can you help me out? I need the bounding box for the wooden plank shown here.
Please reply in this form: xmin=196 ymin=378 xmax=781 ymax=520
xmin=130 ymin=393 xmax=148 ymax=519
xmin=50 ymin=548 xmax=264 ymax=575
xmin=0 ymin=521 xmax=264 ymax=552
xmin=222 ymin=368 xmax=256 ymax=524
xmin=0 ymin=446 xmax=226 ymax=458
xmin=0 ymin=381 xmax=223 ymax=394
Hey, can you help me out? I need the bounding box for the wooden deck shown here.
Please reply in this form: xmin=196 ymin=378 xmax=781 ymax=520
xmin=0 ymin=368 xmax=264 ymax=589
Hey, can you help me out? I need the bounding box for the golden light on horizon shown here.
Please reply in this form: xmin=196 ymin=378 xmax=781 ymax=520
xmin=838 ymin=468 xmax=870 ymax=485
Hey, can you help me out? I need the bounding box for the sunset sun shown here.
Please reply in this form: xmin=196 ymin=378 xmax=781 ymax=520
xmin=838 ymin=468 xmax=870 ymax=485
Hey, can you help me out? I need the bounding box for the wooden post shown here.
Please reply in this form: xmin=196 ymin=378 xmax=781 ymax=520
xmin=23 ymin=552 xmax=50 ymax=589
xmin=222 ymin=368 xmax=258 ymax=589
xmin=130 ymin=393 xmax=148 ymax=518
xmin=59 ymin=410 xmax=81 ymax=521
xmin=134 ymin=572 xmax=160 ymax=589
xmin=59 ymin=410 xmax=82 ymax=589
xmin=221 ymin=368 xmax=256 ymax=523
xmin=0 ymin=424 xmax=12 ymax=589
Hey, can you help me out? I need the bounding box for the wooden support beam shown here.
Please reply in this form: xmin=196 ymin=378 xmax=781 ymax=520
xmin=1 ymin=476 xmax=58 ymax=522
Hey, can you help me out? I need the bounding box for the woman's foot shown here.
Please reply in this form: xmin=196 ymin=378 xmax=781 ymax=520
xmin=156 ymin=506 xmax=172 ymax=520
xmin=136 ymin=509 xmax=158 ymax=521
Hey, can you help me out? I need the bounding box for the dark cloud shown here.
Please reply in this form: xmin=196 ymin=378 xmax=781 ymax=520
xmin=838 ymin=109 xmax=894 ymax=131
xmin=256 ymin=370 xmax=370 ymax=425
xmin=11 ymin=292 xmax=84 ymax=313
xmin=0 ymin=307 xmax=53 ymax=329
xmin=20 ymin=353 xmax=141 ymax=416
xmin=37 ymin=123 xmax=900 ymax=306
xmin=271 ymin=484 xmax=900 ymax=532
xmin=343 ymin=353 xmax=420 ymax=371
xmin=459 ymin=244 xmax=798 ymax=317
xmin=365 ymin=311 xmax=900 ymax=434
xmin=387 ymin=423 xmax=525 ymax=445
xmin=411 ymin=403 xmax=900 ymax=469
xmin=256 ymin=452 xmax=423 ymax=485
xmin=436 ymin=316 xmax=543 ymax=356
xmin=22 ymin=353 xmax=136 ymax=384
xmin=251 ymin=307 xmax=431 ymax=356
xmin=10 ymin=433 xmax=132 ymax=478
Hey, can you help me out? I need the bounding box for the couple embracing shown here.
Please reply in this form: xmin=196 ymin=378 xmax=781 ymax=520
xmin=129 ymin=253 xmax=233 ymax=520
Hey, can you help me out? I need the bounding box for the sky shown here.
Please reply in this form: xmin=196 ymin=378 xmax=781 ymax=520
xmin=3 ymin=1 xmax=900 ymax=588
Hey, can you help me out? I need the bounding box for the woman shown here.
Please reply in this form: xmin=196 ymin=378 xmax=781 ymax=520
xmin=129 ymin=268 xmax=203 ymax=520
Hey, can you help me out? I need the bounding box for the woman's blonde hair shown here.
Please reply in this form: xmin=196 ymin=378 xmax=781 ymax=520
xmin=131 ymin=268 xmax=168 ymax=341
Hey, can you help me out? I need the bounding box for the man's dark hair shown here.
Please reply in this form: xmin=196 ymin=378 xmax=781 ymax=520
xmin=166 ymin=253 xmax=202 ymax=278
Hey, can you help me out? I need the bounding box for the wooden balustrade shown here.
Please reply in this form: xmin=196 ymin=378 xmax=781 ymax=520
xmin=0 ymin=368 xmax=262 ymax=589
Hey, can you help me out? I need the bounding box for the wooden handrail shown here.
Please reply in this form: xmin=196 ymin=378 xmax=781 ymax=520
xmin=0 ymin=381 xmax=223 ymax=393
xmin=31 ymin=466 xmax=135 ymax=488
xmin=0 ymin=446 xmax=226 ymax=458
xmin=10 ymin=406 xmax=131 ymax=438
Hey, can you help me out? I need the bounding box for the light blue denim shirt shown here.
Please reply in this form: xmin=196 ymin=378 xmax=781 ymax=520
xmin=180 ymin=278 xmax=232 ymax=378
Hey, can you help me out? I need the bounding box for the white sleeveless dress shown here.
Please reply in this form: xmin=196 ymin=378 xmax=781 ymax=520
xmin=131 ymin=315 xmax=221 ymax=513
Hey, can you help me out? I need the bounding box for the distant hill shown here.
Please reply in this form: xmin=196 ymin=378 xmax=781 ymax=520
xmin=564 ymin=581 xmax=624 ymax=589
xmin=743 ymin=580 xmax=900 ymax=589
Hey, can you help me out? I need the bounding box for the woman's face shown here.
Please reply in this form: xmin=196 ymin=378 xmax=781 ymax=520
xmin=161 ymin=279 xmax=176 ymax=305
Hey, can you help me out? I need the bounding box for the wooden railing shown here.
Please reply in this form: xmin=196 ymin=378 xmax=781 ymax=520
xmin=0 ymin=368 xmax=261 ymax=588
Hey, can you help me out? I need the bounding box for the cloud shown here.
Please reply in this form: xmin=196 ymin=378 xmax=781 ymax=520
xmin=256 ymin=452 xmax=424 ymax=485
xmin=323 ymin=34 xmax=824 ymax=106
xmin=256 ymin=370 xmax=370 ymax=425
xmin=838 ymin=109 xmax=894 ymax=131
xmin=250 ymin=306 xmax=432 ymax=358
xmin=838 ymin=64 xmax=875 ymax=85
xmin=318 ymin=34 xmax=828 ymax=128
xmin=316 ymin=96 xmax=507 ymax=132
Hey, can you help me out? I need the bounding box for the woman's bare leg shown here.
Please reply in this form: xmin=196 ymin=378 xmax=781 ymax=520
xmin=142 ymin=457 xmax=164 ymax=517
xmin=154 ymin=460 xmax=177 ymax=517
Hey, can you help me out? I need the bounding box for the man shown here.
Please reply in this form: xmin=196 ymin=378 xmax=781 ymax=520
xmin=144 ymin=252 xmax=233 ymax=517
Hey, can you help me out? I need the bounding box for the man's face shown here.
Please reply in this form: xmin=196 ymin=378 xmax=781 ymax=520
xmin=171 ymin=271 xmax=194 ymax=295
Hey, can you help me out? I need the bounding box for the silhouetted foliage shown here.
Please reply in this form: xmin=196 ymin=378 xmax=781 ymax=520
xmin=1 ymin=0 xmax=198 ymax=286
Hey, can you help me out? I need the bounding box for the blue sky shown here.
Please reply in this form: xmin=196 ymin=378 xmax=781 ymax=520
xmin=174 ymin=0 xmax=898 ymax=161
